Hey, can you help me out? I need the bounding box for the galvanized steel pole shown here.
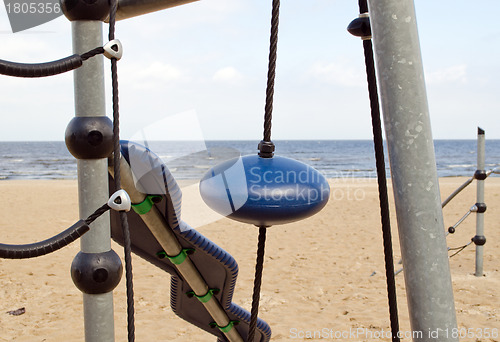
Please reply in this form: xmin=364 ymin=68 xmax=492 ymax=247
xmin=475 ymin=128 xmax=486 ymax=277
xmin=72 ymin=21 xmax=116 ymax=342
xmin=367 ymin=0 xmax=458 ymax=340
xmin=65 ymin=1 xmax=199 ymax=341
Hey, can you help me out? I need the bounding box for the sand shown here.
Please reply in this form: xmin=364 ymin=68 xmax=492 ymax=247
xmin=0 ymin=177 xmax=499 ymax=341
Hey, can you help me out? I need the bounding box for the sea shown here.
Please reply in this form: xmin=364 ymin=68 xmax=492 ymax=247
xmin=0 ymin=140 xmax=499 ymax=180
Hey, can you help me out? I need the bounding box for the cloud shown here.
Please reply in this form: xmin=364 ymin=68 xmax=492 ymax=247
xmin=309 ymin=62 xmax=468 ymax=87
xmin=212 ymin=66 xmax=244 ymax=85
xmin=307 ymin=62 xmax=365 ymax=87
xmin=130 ymin=109 xmax=206 ymax=143
xmin=126 ymin=0 xmax=246 ymax=32
xmin=120 ymin=61 xmax=186 ymax=90
xmin=425 ymin=64 xmax=467 ymax=84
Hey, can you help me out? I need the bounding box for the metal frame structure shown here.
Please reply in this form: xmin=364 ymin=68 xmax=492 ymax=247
xmin=69 ymin=2 xmax=199 ymax=341
xmin=69 ymin=0 xmax=464 ymax=340
xmin=4 ymin=0 xmax=496 ymax=340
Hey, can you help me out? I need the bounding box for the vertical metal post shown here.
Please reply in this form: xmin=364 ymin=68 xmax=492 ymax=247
xmin=475 ymin=128 xmax=486 ymax=276
xmin=367 ymin=0 xmax=458 ymax=340
xmin=72 ymin=21 xmax=115 ymax=341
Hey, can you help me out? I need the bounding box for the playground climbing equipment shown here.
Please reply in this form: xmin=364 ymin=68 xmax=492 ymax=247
xmin=0 ymin=0 xmax=330 ymax=341
xmin=1 ymin=0 xmax=484 ymax=341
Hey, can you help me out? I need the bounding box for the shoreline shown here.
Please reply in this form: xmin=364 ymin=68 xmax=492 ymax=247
xmin=0 ymin=175 xmax=493 ymax=181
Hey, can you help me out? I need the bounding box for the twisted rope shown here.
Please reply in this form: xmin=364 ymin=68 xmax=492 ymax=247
xmin=261 ymin=0 xmax=280 ymax=149
xmin=248 ymin=1 xmax=281 ymax=338
xmin=84 ymin=203 xmax=111 ymax=226
xmin=449 ymin=240 xmax=473 ymax=258
xmin=80 ymin=47 xmax=105 ymax=61
xmin=108 ymin=0 xmax=135 ymax=340
xmin=247 ymin=226 xmax=268 ymax=342
xmin=356 ymin=0 xmax=400 ymax=341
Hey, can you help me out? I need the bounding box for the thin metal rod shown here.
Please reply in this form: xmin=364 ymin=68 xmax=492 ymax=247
xmin=367 ymin=0 xmax=458 ymax=340
xmin=397 ymin=183 xmax=478 ymax=269
xmin=394 ymin=267 xmax=403 ymax=277
xmin=110 ymin=158 xmax=244 ymax=342
xmin=72 ymin=20 xmax=115 ymax=342
xmin=475 ymin=128 xmax=486 ymax=277
xmin=446 ymin=205 xmax=476 ymax=237
xmin=442 ymin=167 xmax=497 ymax=208
xmin=441 ymin=176 xmax=474 ymax=208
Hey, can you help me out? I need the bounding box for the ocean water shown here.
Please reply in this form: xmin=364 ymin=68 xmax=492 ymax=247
xmin=0 ymin=140 xmax=499 ymax=180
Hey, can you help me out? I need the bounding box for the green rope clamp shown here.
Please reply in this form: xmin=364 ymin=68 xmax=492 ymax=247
xmin=186 ymin=288 xmax=220 ymax=303
xmin=131 ymin=195 xmax=162 ymax=215
xmin=156 ymin=248 xmax=194 ymax=265
xmin=209 ymin=320 xmax=239 ymax=333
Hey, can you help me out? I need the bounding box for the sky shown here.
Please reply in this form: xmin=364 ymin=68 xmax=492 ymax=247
xmin=0 ymin=0 xmax=499 ymax=142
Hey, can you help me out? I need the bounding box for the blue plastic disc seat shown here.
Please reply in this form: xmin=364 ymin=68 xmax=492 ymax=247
xmin=200 ymin=154 xmax=330 ymax=227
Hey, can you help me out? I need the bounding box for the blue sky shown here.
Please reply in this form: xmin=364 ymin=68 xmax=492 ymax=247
xmin=0 ymin=0 xmax=499 ymax=141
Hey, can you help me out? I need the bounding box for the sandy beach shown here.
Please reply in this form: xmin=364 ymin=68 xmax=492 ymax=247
xmin=0 ymin=177 xmax=499 ymax=341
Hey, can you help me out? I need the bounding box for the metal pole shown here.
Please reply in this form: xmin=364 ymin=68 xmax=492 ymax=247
xmin=475 ymin=128 xmax=486 ymax=276
xmin=72 ymin=21 xmax=116 ymax=341
xmin=367 ymin=1 xmax=458 ymax=340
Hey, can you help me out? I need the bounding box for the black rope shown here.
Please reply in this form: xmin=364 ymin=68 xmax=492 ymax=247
xmin=248 ymin=1 xmax=280 ymax=338
xmin=0 ymin=47 xmax=104 ymax=78
xmin=108 ymin=1 xmax=135 ymax=340
xmin=247 ymin=226 xmax=267 ymax=342
xmin=85 ymin=203 xmax=111 ymax=225
xmin=449 ymin=241 xmax=473 ymax=258
xmin=80 ymin=47 xmax=105 ymax=61
xmin=355 ymin=1 xmax=400 ymax=341
xmin=0 ymin=221 xmax=89 ymax=259
xmin=0 ymin=203 xmax=110 ymax=260
xmin=258 ymin=0 xmax=280 ymax=158
xmin=263 ymin=0 xmax=279 ymax=143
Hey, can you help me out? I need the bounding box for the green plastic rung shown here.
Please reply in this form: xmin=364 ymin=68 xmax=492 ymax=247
xmin=156 ymin=248 xmax=194 ymax=265
xmin=131 ymin=195 xmax=162 ymax=215
xmin=209 ymin=320 xmax=239 ymax=333
xmin=186 ymin=288 xmax=220 ymax=303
